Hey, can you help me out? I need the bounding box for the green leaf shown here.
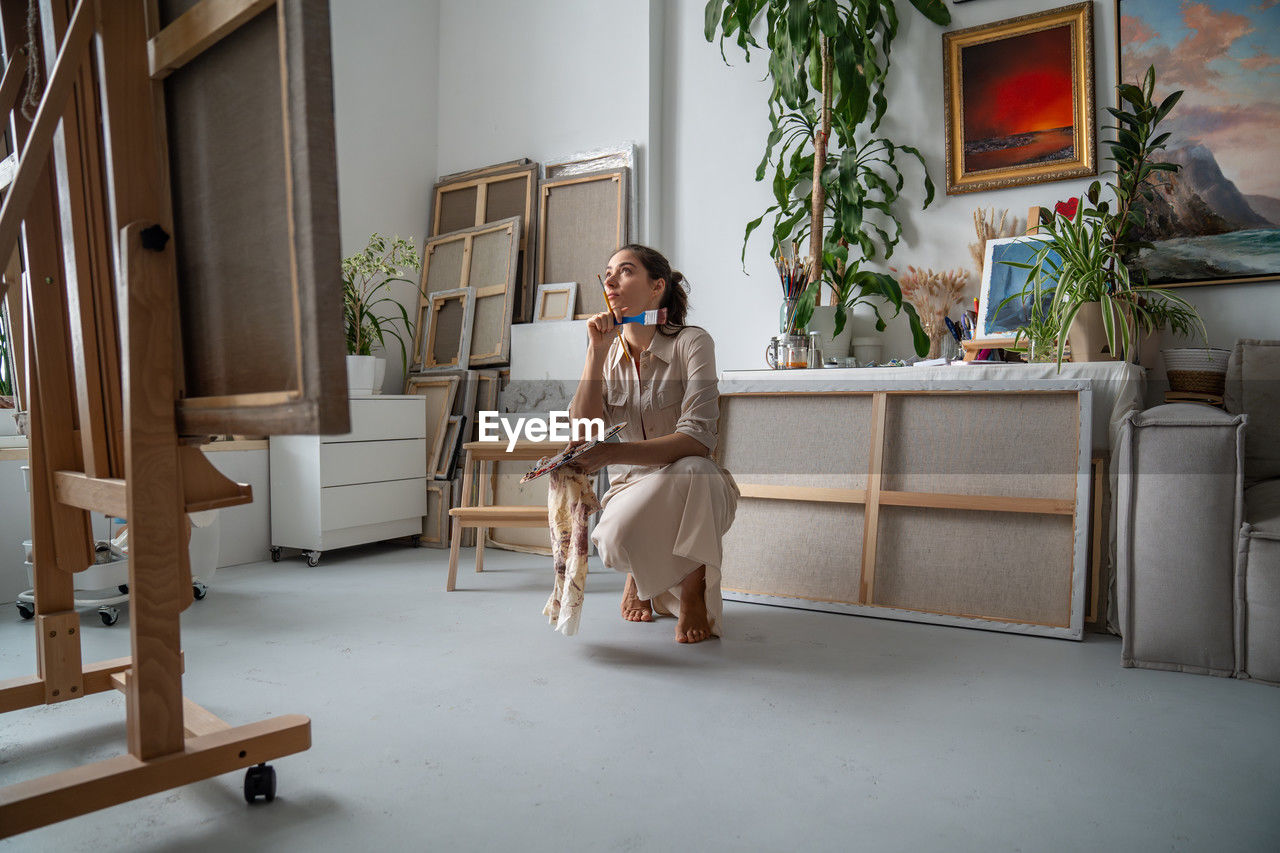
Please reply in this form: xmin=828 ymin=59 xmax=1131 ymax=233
xmin=1154 ymin=89 xmax=1183 ymax=124
xmin=905 ymin=0 xmax=950 ymax=26
xmin=817 ymin=0 xmax=840 ymax=37
xmin=704 ymin=0 xmax=725 ymax=41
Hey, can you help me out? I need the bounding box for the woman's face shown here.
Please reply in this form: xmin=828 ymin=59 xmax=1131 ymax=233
xmin=603 ymin=250 xmax=664 ymax=319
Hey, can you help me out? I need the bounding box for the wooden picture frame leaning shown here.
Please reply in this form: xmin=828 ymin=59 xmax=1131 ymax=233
xmin=412 ymin=217 xmax=520 ymax=370
xmin=533 ymin=282 xmax=577 ymax=322
xmin=942 ymin=2 xmax=1096 ymax=195
xmin=537 ymin=168 xmax=628 ymax=318
xmin=430 ymin=160 xmax=539 ymax=321
xmin=405 ymin=372 xmax=459 ymax=478
xmin=420 ymin=287 xmax=474 ymax=371
xmin=465 ymin=218 xmax=520 ymax=367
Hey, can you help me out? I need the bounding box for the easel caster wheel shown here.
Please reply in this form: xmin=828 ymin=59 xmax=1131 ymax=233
xmin=270 ymin=547 xmax=282 ymax=562
xmin=192 ymin=582 xmax=208 ymax=601
xmin=243 ymin=762 xmax=276 ymax=803
xmin=98 ymin=606 xmax=119 ymax=626
xmin=118 ymin=584 xmax=129 ymax=594
xmin=16 ymin=602 xmax=34 ymax=620
xmin=306 ymin=551 xmax=321 ymax=568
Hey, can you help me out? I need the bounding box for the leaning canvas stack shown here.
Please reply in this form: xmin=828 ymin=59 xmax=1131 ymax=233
xmin=409 ymin=152 xmax=635 ymax=551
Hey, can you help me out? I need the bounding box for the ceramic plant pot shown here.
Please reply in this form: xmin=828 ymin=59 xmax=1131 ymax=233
xmin=346 ymin=354 xmax=377 ymax=396
xmin=1067 ymin=302 xmax=1118 ymax=362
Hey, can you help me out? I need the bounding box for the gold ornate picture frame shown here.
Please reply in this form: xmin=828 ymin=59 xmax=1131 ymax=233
xmin=943 ymin=2 xmax=1096 ymax=195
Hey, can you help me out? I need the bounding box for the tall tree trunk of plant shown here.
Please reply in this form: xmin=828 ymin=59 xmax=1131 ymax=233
xmin=810 ymin=37 xmax=833 ymax=304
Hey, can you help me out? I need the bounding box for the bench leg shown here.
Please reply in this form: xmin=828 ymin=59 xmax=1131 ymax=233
xmin=475 ymin=532 xmax=485 ymax=573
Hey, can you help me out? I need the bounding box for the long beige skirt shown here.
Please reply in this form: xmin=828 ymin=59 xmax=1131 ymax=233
xmin=591 ymin=455 xmax=739 ymax=635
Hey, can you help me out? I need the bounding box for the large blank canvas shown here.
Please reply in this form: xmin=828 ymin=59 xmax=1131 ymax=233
xmin=538 ymin=170 xmax=627 ymax=317
xmin=162 ymin=0 xmax=347 ymax=435
xmin=715 ymin=387 xmax=1090 ymax=639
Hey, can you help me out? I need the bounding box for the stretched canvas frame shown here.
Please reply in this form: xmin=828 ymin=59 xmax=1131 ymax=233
xmin=413 ymin=218 xmax=519 ymax=369
xmin=714 ymin=382 xmax=1092 ymax=640
xmin=544 ymin=144 xmax=639 ymax=247
xmin=419 ymin=288 xmax=474 ymax=371
xmin=422 ymin=479 xmax=452 ymax=547
xmin=431 ymin=160 xmax=538 ymax=320
xmin=405 ymin=373 xmax=459 ymax=477
xmin=943 ymin=2 xmax=1096 ymax=195
xmin=465 ymin=218 xmax=521 ymax=366
xmin=537 ymin=169 xmax=628 ymax=318
xmin=435 ymin=414 xmax=466 ymax=480
xmin=533 ymin=282 xmax=577 ymax=322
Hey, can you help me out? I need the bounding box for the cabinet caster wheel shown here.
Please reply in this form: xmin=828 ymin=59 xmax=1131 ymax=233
xmin=118 ymin=584 xmax=129 ymax=594
xmin=410 ymin=534 xmax=422 ymax=548
xmin=243 ymin=763 xmax=276 ymax=803
xmin=99 ymin=606 xmax=119 ymax=626
xmin=270 ymin=547 xmax=282 ymax=562
xmin=16 ymin=602 xmax=34 ymax=620
xmin=192 ymin=582 xmax=208 ymax=601
xmin=305 ymin=551 xmax=320 ymax=568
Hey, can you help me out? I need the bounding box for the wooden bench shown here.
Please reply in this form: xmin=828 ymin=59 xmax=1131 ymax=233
xmin=447 ymin=440 xmax=551 ymax=590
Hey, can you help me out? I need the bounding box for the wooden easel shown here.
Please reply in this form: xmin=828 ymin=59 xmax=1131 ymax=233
xmin=0 ymin=0 xmax=346 ymax=836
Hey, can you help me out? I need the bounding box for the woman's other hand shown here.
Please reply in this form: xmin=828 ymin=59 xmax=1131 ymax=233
xmin=586 ymin=311 xmax=616 ymax=353
xmin=568 ymin=439 xmax=615 ymax=475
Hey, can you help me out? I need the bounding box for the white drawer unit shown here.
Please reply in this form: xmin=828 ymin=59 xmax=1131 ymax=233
xmin=270 ymin=395 xmax=428 ymax=565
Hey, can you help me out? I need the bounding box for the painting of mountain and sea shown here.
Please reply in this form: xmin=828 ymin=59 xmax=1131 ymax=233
xmin=1120 ymin=0 xmax=1280 ymax=286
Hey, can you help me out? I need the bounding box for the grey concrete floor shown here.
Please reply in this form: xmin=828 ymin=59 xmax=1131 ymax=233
xmin=1 ymin=543 xmax=1277 ymax=852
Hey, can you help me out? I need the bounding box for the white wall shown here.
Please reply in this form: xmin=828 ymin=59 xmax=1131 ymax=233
xmin=436 ymin=0 xmax=656 ymax=243
xmin=331 ymin=0 xmax=440 ymax=394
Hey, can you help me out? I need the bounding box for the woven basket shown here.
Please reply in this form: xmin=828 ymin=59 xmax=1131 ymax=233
xmin=1167 ymin=369 xmax=1226 ymax=396
xmin=1164 ymin=347 xmax=1229 ymax=395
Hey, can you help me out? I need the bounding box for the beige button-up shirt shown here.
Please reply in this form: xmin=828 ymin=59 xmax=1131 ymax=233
xmin=591 ymin=325 xmax=723 ymax=493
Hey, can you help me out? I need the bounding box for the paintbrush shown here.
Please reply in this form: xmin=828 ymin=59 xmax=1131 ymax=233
xmin=616 ymin=308 xmax=667 ymax=326
xmin=597 ymin=274 xmax=632 ymax=363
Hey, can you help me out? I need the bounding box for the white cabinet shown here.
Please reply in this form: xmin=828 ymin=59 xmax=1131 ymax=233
xmin=270 ymin=396 xmax=427 ymax=564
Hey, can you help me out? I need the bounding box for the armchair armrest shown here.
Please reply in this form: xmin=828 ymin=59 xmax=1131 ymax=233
xmin=1115 ymin=403 xmax=1246 ymax=676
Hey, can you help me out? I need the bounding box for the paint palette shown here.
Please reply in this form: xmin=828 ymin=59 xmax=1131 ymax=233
xmin=519 ymin=422 xmax=627 ymax=483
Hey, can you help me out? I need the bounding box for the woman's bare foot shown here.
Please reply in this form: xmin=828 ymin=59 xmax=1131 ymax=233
xmin=620 ymin=574 xmax=653 ymax=622
xmin=676 ymin=565 xmax=713 ymax=643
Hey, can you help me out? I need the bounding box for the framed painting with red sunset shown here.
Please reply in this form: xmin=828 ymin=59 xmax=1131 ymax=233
xmin=943 ymin=3 xmax=1097 ymax=195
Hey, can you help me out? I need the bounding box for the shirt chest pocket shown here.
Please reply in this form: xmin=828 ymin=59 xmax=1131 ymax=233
xmin=654 ymin=379 xmax=683 ymax=412
xmin=604 ymin=382 xmax=630 ymax=409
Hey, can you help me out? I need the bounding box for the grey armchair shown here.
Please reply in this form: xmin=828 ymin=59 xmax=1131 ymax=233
xmin=1116 ymin=339 xmax=1280 ymax=684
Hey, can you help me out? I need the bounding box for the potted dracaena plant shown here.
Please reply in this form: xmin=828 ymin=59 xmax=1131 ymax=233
xmin=1001 ymin=66 xmax=1205 ymax=367
xmin=342 ymin=233 xmax=422 ymax=395
xmin=711 ymin=0 xmax=952 ymax=353
xmin=705 ymin=0 xmax=952 ymax=357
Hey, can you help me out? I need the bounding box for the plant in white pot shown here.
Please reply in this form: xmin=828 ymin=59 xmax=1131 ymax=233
xmin=342 ymin=233 xmax=421 ymax=395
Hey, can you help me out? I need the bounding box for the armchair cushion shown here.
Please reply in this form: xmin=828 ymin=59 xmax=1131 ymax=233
xmin=1224 ymin=339 xmax=1280 ymax=486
